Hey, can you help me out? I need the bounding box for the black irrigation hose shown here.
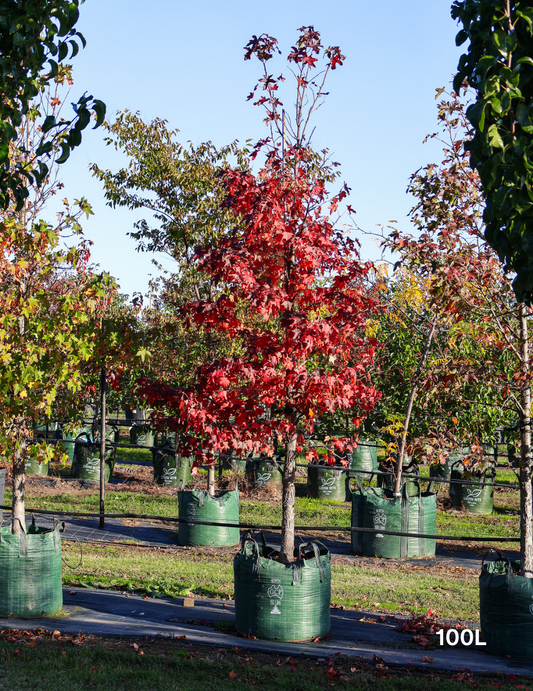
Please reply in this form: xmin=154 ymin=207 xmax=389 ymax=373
xmin=2 ymin=505 xmax=519 ymax=543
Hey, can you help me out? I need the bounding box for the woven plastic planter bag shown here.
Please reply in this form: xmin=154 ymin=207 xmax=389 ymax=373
xmin=0 ymin=519 xmax=63 ymax=617
xmin=153 ymin=449 xmax=192 ymax=488
xmin=24 ymin=455 xmax=48 ymax=476
xmin=307 ymin=465 xmax=346 ymax=501
xmin=221 ymin=456 xmax=247 ymax=473
xmin=130 ymin=424 xmax=155 ymax=448
xmin=0 ymin=469 xmax=6 ymax=525
xmin=234 ymin=533 xmax=331 ymax=642
xmin=350 ymin=477 xmax=436 ymax=559
xmin=449 ymin=460 xmax=495 ymax=514
xmin=479 ymin=551 xmax=533 ymax=659
xmin=429 ymin=448 xmax=469 ymax=482
xmin=60 ymin=424 xmax=93 ymax=463
xmin=33 ymin=422 xmax=61 ymax=442
xmin=178 ymin=482 xmax=240 ymax=547
xmin=71 ymin=433 xmax=115 ymax=482
xmin=350 ymin=440 xmax=378 ymax=473
xmin=377 ymin=458 xmax=419 ymax=497
xmin=246 ymin=459 xmax=283 ymax=488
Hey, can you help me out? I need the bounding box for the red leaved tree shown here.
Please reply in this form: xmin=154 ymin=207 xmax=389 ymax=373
xmin=139 ymin=29 xmax=381 ymax=562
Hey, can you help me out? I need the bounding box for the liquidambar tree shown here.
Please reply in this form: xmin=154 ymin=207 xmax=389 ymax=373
xmin=178 ymin=28 xmax=381 ymax=562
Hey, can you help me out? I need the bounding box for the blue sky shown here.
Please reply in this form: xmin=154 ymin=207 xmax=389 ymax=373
xmin=55 ymin=0 xmax=464 ymax=298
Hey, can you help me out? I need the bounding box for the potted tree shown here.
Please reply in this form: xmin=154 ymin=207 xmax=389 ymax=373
xmin=93 ymin=109 xmax=252 ymax=544
xmin=179 ymin=29 xmax=379 ymax=641
xmin=0 ymin=0 xmax=107 ymax=617
xmin=452 ymin=1 xmax=533 ymax=658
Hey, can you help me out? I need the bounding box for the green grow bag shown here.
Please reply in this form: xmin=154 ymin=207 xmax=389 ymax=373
xmin=0 ymin=469 xmax=6 ymax=525
xmin=130 ymin=424 xmax=155 ymax=448
xmin=479 ymin=552 xmax=533 ymax=659
xmin=24 ymin=455 xmax=48 ymax=476
xmin=60 ymin=425 xmax=92 ymax=463
xmin=33 ymin=422 xmax=61 ymax=442
xmin=350 ymin=440 xmax=378 ymax=473
xmin=178 ymin=484 xmax=240 ymax=547
xmin=93 ymin=423 xmax=119 ymax=445
xmin=350 ymin=481 xmax=436 ymax=559
xmin=246 ymin=459 xmax=283 ymax=487
xmin=377 ymin=460 xmax=419 ymax=497
xmin=234 ymin=533 xmax=331 ymax=642
xmin=221 ymin=456 xmax=247 ymax=473
xmin=307 ymin=465 xmax=346 ymax=501
xmin=71 ymin=434 xmax=115 ymax=482
xmin=449 ymin=460 xmax=494 ymax=514
xmin=0 ymin=521 xmax=63 ymax=617
xmin=429 ymin=448 xmax=468 ymax=485
xmin=152 ymin=449 xmax=192 ymax=487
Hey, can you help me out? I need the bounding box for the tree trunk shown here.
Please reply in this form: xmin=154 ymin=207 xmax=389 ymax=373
xmin=279 ymin=431 xmax=297 ymax=563
xmin=519 ymin=303 xmax=533 ymax=577
xmin=393 ymin=317 xmax=438 ymax=496
xmin=208 ymin=465 xmax=215 ymax=496
xmin=99 ymin=364 xmax=106 ymax=530
xmin=12 ymin=431 xmax=27 ymax=535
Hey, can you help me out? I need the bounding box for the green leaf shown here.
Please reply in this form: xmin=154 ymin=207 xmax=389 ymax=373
xmin=56 ymin=142 xmax=71 ymax=164
xmin=77 ymin=107 xmax=91 ymax=131
xmin=48 ymin=59 xmax=58 ymax=79
xmin=516 ymin=56 xmax=533 ymax=68
xmin=69 ymin=39 xmax=80 ymax=58
xmin=491 ymin=95 xmax=502 ymax=115
xmin=517 ymin=8 xmax=533 ymax=32
xmin=455 ymin=29 xmax=468 ymax=46
xmin=492 ymin=30 xmax=516 ymax=60
xmin=58 ymin=41 xmax=68 ymax=62
xmin=68 ymin=127 xmax=82 ymax=148
xmin=487 ymin=124 xmax=504 ymax=149
xmin=0 ymin=140 xmax=8 ymax=165
xmin=42 ymin=115 xmax=56 ymax=134
xmin=467 ymin=101 xmax=486 ymax=132
xmin=517 ymin=103 xmax=533 ymax=132
xmin=35 ymin=141 xmax=53 ymax=157
xmin=92 ymin=99 xmax=106 ymax=128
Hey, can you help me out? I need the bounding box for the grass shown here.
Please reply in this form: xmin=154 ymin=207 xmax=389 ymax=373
xmin=61 ymin=541 xmax=480 ymax=621
xmin=62 ymin=543 xmax=235 ymax=601
xmin=18 ymin=487 xmax=520 ymax=545
xmin=6 ymin=471 xmax=521 ymax=623
xmin=0 ymin=632 xmax=527 ymax=691
xmin=116 ymin=447 xmax=152 ymax=463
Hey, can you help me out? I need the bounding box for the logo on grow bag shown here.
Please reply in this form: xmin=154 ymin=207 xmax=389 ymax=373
xmin=529 ymin=603 xmax=533 ymax=616
xmin=84 ymin=456 xmax=100 ymax=476
xmin=268 ymin=579 xmax=284 ymax=615
xmin=256 ymin=472 xmax=272 ymax=485
xmin=162 ymin=467 xmax=177 ymax=483
xmin=373 ymin=509 xmax=387 ymax=538
xmin=187 ymin=504 xmax=196 ymax=526
xmin=320 ymin=476 xmax=337 ymax=496
xmin=465 ymin=487 xmax=483 ymax=505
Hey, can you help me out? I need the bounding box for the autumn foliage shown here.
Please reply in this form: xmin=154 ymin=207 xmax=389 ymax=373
xmin=139 ymin=27 xmax=380 ymax=560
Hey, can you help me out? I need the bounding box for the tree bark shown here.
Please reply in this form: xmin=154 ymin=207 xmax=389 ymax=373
xmin=99 ymin=364 xmax=106 ymax=530
xmin=394 ymin=317 xmax=438 ymax=495
xmin=12 ymin=428 xmax=27 ymax=535
xmin=519 ymin=303 xmax=533 ymax=577
xmin=207 ymin=464 xmax=215 ymax=496
xmin=279 ymin=431 xmax=297 ymax=563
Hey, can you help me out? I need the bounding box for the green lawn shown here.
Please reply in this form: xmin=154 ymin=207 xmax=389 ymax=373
xmin=6 ymin=471 xmax=522 ymax=622
xmin=0 ymin=632 xmax=526 ymax=691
